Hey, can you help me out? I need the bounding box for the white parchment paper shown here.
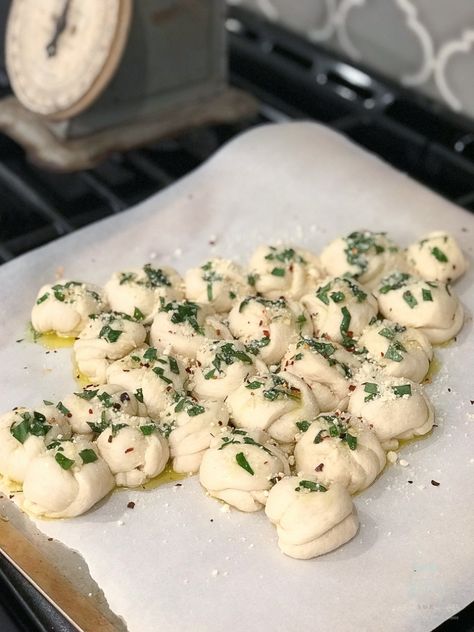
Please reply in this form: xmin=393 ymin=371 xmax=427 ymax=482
xmin=1 ymin=123 xmax=473 ymax=632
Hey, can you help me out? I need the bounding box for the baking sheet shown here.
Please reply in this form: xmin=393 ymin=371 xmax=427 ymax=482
xmin=1 ymin=122 xmax=473 ymax=632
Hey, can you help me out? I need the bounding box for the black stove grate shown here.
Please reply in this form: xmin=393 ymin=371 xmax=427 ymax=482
xmin=1 ymin=6 xmax=474 ymax=264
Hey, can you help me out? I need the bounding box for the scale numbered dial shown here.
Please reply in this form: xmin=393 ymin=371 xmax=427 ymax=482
xmin=6 ymin=0 xmax=132 ymax=119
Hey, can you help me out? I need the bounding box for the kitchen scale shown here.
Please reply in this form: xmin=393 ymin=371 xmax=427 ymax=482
xmin=0 ymin=0 xmax=256 ymax=170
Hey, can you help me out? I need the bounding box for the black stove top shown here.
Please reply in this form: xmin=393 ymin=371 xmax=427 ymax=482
xmin=0 ymin=5 xmax=473 ymax=632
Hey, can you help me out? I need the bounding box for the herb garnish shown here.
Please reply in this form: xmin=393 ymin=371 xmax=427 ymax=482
xmin=392 ymin=384 xmax=412 ymax=397
xmin=79 ymin=449 xmax=98 ymax=464
xmin=235 ymin=452 xmax=254 ymax=475
xmin=403 ymin=290 xmax=418 ymax=309
xmin=431 ymin=247 xmax=448 ymax=263
xmin=99 ymin=325 xmax=123 ymax=343
xmin=55 ymin=453 xmax=75 ymax=470
xmin=160 ymin=301 xmax=204 ymax=335
xmin=10 ymin=411 xmax=51 ymax=443
xmin=363 ymin=382 xmax=379 ymax=402
xmin=295 ymin=480 xmax=327 ymax=492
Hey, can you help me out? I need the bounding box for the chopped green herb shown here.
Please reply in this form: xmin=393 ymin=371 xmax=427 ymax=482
xmin=295 ymin=480 xmax=327 ymax=492
xmin=74 ymin=389 xmax=98 ymax=401
xmin=379 ymin=272 xmax=410 ymax=294
xmin=55 ymin=453 xmax=75 ymax=470
xmin=143 ymin=264 xmax=171 ymax=287
xmin=229 ymin=291 xmax=237 ymax=300
xmin=160 ymin=301 xmax=204 ymax=335
xmin=133 ymin=307 xmax=145 ymax=321
xmin=134 ymin=388 xmax=144 ymax=403
xmin=36 ymin=293 xmax=49 ymax=305
xmin=139 ymin=424 xmax=156 ymax=436
xmin=168 ymin=356 xmax=180 ymax=375
xmin=143 ymin=347 xmax=157 ymax=362
xmin=246 ymin=336 xmax=271 ymax=355
xmin=385 ymin=340 xmax=407 ymax=362
xmin=51 ymin=284 xmax=66 ymax=302
xmin=271 ymin=267 xmax=285 ymax=277
xmin=43 ymin=400 xmax=54 ymax=406
xmin=364 ymin=382 xmax=379 ymax=402
xmin=431 ymin=247 xmax=448 ymax=263
xmin=235 ymin=452 xmax=254 ymax=475
xmin=56 ymin=401 xmax=70 ymax=416
xmin=204 ymin=369 xmax=216 ymax=380
xmin=296 ymin=314 xmax=307 ymax=328
xmin=403 ymin=290 xmax=418 ymax=309
xmin=296 ymin=420 xmax=311 ymax=432
xmin=152 ymin=366 xmax=173 ymax=384
xmin=79 ymin=449 xmax=98 ymax=464
xmin=98 ymin=325 xmax=123 ymax=343
xmin=330 ymin=291 xmax=345 ymax=303
xmin=264 ymin=247 xmax=305 ymax=264
xmin=10 ymin=410 xmax=51 ymax=443
xmin=392 ymin=384 xmax=412 ymax=397
xmin=246 ymin=381 xmax=263 ymax=390
xmin=340 ymin=306 xmax=351 ymax=344
xmin=97 ymin=392 xmax=113 ymax=408
xmin=422 ymin=288 xmax=433 ymax=302
xmin=316 ymin=282 xmax=331 ymax=305
xmin=173 ymin=395 xmax=205 ymax=417
xmin=247 ymin=273 xmax=258 ymax=287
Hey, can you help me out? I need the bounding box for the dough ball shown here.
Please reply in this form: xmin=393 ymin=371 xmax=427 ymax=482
xmin=185 ymin=258 xmax=252 ymax=312
xmin=150 ymin=300 xmax=230 ymax=360
xmin=0 ymin=405 xmax=71 ymax=484
xmin=348 ymin=372 xmax=434 ymax=445
xmin=22 ymin=438 xmax=114 ymax=518
xmin=320 ymin=231 xmax=406 ymax=288
xmin=62 ymin=385 xmax=142 ymax=435
xmin=106 ymin=347 xmax=188 ymax=418
xmin=74 ymin=312 xmax=147 ymax=384
xmin=31 ymin=280 xmax=107 ymax=337
xmin=162 ymin=396 xmax=229 ymax=474
xmin=96 ymin=416 xmax=169 ymax=487
xmin=294 ymin=412 xmax=386 ymax=494
xmin=199 ymin=428 xmax=290 ymax=512
xmin=227 ymin=371 xmax=319 ymax=444
xmin=192 ymin=340 xmax=262 ymax=401
xmin=406 ymin=231 xmax=468 ymax=283
xmin=302 ymin=277 xmax=378 ymax=346
xmin=265 ymin=477 xmax=359 ymax=559
xmin=228 ymin=296 xmax=312 ymax=365
xmin=104 ymin=264 xmax=184 ymax=323
xmin=375 ymin=272 xmax=464 ymax=344
xmin=248 ymin=245 xmax=323 ymax=300
xmin=282 ymin=336 xmax=363 ymax=411
xmin=358 ymin=319 xmax=432 ymax=382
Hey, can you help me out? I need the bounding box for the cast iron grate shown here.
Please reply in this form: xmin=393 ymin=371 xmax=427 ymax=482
xmin=1 ymin=6 xmax=474 ymax=264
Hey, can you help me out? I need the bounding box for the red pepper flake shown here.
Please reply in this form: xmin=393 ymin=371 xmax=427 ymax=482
xmin=347 ymin=331 xmax=354 ymax=338
xmin=263 ymin=329 xmax=270 ymax=338
xmin=120 ymin=392 xmax=130 ymax=402
xmin=185 ymin=367 xmax=192 ymax=374
xmin=408 ymin=480 xmax=413 ymax=484
xmin=175 ymin=483 xmax=182 ymax=487
xmin=107 ymin=436 xmax=113 ymax=444
xmin=315 ymin=463 xmax=324 ymax=472
xmin=258 ymin=320 xmax=263 ymax=326
xmin=431 ymin=480 xmax=440 ymax=487
xmin=471 ymin=400 xmax=474 ymax=405
xmin=88 ymin=409 xmax=93 ymax=414
xmin=216 ymin=329 xmax=221 ymax=336
xmin=125 ymin=447 xmax=134 ymax=454
xmin=348 ymin=384 xmax=356 ymax=392
xmin=447 ymin=388 xmax=451 ymax=393
xmin=127 ymin=501 xmax=135 ymax=509
xmin=48 ymin=537 xmax=53 ymax=541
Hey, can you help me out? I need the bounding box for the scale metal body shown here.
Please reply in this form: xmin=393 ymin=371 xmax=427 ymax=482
xmin=5 ymin=0 xmax=227 ymax=139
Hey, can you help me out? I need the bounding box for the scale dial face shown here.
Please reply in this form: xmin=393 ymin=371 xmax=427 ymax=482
xmin=6 ymin=0 xmax=132 ymax=120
